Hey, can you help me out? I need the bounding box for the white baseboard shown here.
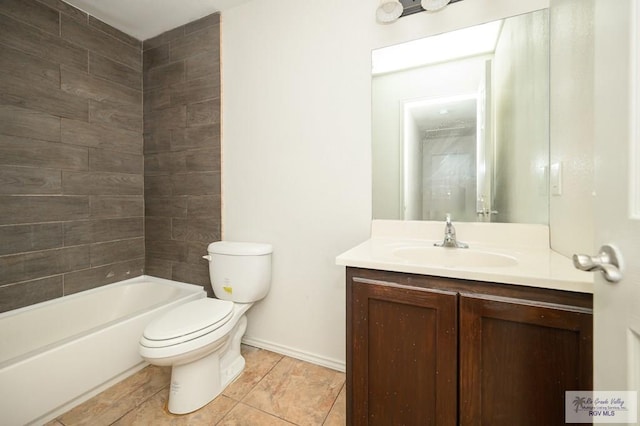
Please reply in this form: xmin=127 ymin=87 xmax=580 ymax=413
xmin=242 ymin=336 xmax=346 ymax=373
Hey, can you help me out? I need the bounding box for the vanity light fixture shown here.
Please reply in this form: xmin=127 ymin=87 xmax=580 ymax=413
xmin=376 ymin=0 xmax=403 ymax=24
xmin=420 ymin=0 xmax=451 ymax=12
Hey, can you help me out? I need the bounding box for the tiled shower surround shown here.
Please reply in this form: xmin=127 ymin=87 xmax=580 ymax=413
xmin=143 ymin=14 xmax=222 ymax=293
xmin=0 ymin=0 xmax=221 ymax=312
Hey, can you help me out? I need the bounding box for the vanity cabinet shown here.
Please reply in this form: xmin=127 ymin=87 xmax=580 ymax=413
xmin=346 ymin=267 xmax=593 ymax=426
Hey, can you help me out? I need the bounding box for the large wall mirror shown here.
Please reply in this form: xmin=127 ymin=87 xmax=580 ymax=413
xmin=372 ymin=9 xmax=549 ymax=224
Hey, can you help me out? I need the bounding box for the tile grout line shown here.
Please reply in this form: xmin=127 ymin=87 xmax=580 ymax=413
xmin=107 ymin=367 xmax=171 ymax=425
xmin=320 ymin=381 xmax=346 ymax=425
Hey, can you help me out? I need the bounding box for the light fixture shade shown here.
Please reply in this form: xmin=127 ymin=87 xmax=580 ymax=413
xmin=421 ymin=0 xmax=452 ymax=11
xmin=376 ymin=0 xmax=403 ymax=24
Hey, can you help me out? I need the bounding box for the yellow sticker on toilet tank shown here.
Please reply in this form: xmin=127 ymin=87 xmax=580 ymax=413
xmin=223 ymin=286 xmax=232 ymax=294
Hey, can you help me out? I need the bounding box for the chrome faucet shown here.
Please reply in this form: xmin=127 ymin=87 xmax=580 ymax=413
xmin=434 ymin=214 xmax=468 ymax=248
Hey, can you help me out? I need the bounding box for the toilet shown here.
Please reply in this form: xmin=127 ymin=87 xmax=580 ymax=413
xmin=139 ymin=241 xmax=272 ymax=414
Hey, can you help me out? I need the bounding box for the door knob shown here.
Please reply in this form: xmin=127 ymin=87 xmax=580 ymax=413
xmin=572 ymin=244 xmax=623 ymax=283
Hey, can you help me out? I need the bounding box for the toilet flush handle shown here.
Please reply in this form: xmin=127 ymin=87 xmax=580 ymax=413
xmin=202 ymin=254 xmax=212 ymax=261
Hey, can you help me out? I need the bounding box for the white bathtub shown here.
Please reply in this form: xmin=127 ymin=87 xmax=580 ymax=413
xmin=0 ymin=275 xmax=206 ymax=426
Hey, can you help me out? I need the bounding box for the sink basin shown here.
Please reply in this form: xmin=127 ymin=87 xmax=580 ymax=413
xmin=393 ymin=246 xmax=518 ymax=268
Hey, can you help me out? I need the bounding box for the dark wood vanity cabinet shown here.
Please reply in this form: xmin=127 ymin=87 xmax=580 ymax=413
xmin=346 ymin=267 xmax=593 ymax=426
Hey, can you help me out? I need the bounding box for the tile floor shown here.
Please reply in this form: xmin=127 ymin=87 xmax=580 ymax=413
xmin=46 ymin=346 xmax=346 ymax=425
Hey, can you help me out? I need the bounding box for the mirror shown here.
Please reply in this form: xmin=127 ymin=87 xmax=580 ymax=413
xmin=372 ymin=9 xmax=549 ymax=224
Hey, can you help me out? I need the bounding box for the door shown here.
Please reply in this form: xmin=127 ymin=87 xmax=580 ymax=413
xmin=459 ymin=293 xmax=592 ymax=426
xmin=347 ymin=274 xmax=457 ymax=426
xmin=592 ymin=0 xmax=640 ymax=412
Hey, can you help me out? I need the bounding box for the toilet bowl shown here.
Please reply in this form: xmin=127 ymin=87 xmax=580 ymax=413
xmin=139 ymin=241 xmax=272 ymax=414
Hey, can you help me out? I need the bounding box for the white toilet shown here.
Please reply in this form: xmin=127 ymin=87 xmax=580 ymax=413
xmin=139 ymin=241 xmax=272 ymax=414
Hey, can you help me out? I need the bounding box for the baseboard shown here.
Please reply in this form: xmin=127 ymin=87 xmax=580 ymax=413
xmin=241 ymin=336 xmax=346 ymax=373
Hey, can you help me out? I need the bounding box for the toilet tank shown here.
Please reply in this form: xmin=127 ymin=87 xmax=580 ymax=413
xmin=206 ymin=241 xmax=272 ymax=303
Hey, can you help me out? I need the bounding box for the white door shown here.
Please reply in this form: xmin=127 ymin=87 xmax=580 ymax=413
xmin=591 ymin=0 xmax=640 ymax=417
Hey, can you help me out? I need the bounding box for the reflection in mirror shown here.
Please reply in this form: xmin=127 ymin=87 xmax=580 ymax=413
xmin=372 ymin=9 xmax=549 ymax=224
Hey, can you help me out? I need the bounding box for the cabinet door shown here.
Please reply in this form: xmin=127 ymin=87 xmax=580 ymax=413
xmin=348 ymin=278 xmax=457 ymax=426
xmin=459 ymin=293 xmax=593 ymax=426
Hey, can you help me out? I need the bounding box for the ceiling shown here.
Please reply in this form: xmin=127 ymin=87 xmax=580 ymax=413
xmin=62 ymin=0 xmax=251 ymax=41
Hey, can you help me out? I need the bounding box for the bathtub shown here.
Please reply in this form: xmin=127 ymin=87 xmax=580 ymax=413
xmin=0 ymin=275 xmax=206 ymax=426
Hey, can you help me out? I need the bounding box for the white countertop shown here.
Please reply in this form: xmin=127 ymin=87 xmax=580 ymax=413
xmin=336 ymin=220 xmax=594 ymax=294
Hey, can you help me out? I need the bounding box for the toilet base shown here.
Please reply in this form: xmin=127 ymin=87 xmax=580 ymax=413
xmin=166 ymin=315 xmax=248 ymax=414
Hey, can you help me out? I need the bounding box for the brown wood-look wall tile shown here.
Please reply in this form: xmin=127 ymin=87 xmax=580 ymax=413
xmin=145 ymin=196 xmax=187 ymax=218
xmin=0 ymin=136 xmax=88 ymax=171
xmin=64 ymin=258 xmax=144 ymax=295
xmin=64 ymin=217 xmax=143 ymax=246
xmin=144 ymin=89 xmax=172 ymax=114
xmin=172 ymin=218 xmax=219 ymax=243
xmin=144 ymin=105 xmax=186 ymax=133
xmin=89 ymin=196 xmax=143 ymax=218
xmin=144 ymin=175 xmax=172 ymax=197
xmin=143 ymin=26 xmax=184 ymax=51
xmin=88 ymin=16 xmax=141 ymax=49
xmin=61 ymin=118 xmax=142 ymax=154
xmin=61 ymin=67 xmax=142 ymax=106
xmin=90 ymin=237 xmax=144 ymax=267
xmin=146 ymin=240 xmax=187 ymax=262
xmin=0 ymin=276 xmax=63 ymax=313
xmin=143 ymin=45 xmax=171 ymax=71
xmin=171 ymin=125 xmax=220 ymax=151
xmin=0 ymin=0 xmax=60 ymax=36
xmin=145 ymin=257 xmax=172 ymax=280
xmin=144 ymin=151 xmax=186 ymax=175
xmin=185 ymin=241 xmax=212 ymax=264
xmin=184 ymin=13 xmax=220 ymax=35
xmin=187 ymin=100 xmax=220 ymax=127
xmin=0 ymin=72 xmax=89 ymax=121
xmin=89 ymin=148 xmax=143 ymax=174
xmin=170 ymin=25 xmax=219 ymax=62
xmin=62 ymin=171 xmax=143 ymax=195
xmin=0 ymin=165 xmax=62 ymax=194
xmin=61 ymin=15 xmax=141 ymax=70
xmin=172 ymin=261 xmax=210 ymax=289
xmin=0 ymin=195 xmax=89 ymax=225
xmin=0 ymin=245 xmax=90 ymax=286
xmin=145 ymin=217 xmax=172 ymax=241
xmin=171 ymin=77 xmax=220 ymax=105
xmin=185 ymin=51 xmax=219 ymax=82
xmin=143 ymin=131 xmax=172 ymax=154
xmin=0 ymin=223 xmax=63 ymax=256
xmin=144 ymin=61 xmax=185 ymax=90
xmin=0 ymin=105 xmax=60 ymax=142
xmin=89 ymin=52 xmax=142 ymax=90
xmin=89 ymin=99 xmax=143 ymax=133
xmin=171 ymin=172 xmax=220 ymax=196
xmin=185 ymin=149 xmax=220 ymax=172
xmin=187 ymin=195 xmax=220 ymax=218
xmin=0 ymin=44 xmax=60 ymax=89
xmin=36 ymin=0 xmax=88 ymax=24
xmin=0 ymin=13 xmax=88 ymax=71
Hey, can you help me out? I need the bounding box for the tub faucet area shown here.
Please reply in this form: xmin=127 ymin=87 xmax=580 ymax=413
xmin=434 ymin=214 xmax=469 ymax=249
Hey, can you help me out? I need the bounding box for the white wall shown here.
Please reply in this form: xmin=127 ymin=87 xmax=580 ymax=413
xmin=404 ymin=113 xmax=422 ymax=220
xmin=549 ymin=0 xmax=595 ymax=257
xmin=221 ymin=0 xmax=549 ymax=370
xmin=492 ymin=9 xmax=550 ymax=224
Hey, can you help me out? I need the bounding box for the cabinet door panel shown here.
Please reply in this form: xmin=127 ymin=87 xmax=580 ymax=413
xmin=348 ymin=278 xmax=457 ymax=426
xmin=459 ymin=293 xmax=593 ymax=426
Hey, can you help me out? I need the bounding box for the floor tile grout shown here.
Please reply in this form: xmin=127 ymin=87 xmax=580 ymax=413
xmin=54 ymin=348 xmax=345 ymax=426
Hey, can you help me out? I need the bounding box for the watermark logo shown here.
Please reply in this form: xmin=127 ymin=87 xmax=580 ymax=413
xmin=566 ymin=391 xmax=638 ymax=423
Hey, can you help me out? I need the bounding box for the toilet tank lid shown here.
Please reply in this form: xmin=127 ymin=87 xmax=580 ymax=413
xmin=207 ymin=241 xmax=273 ymax=256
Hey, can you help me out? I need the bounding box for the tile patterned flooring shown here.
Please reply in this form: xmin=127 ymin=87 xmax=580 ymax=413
xmin=46 ymin=346 xmax=346 ymax=425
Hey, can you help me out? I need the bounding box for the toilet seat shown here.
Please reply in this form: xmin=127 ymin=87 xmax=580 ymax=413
xmin=142 ymin=298 xmax=234 ymax=348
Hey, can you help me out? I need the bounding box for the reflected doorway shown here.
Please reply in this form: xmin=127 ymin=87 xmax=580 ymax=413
xmin=402 ymin=92 xmax=493 ymax=222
